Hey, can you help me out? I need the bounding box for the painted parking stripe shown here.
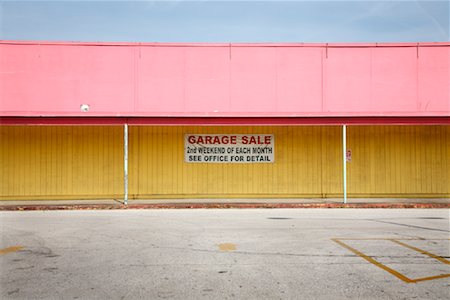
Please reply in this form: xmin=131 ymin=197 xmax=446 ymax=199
xmin=336 ymin=238 xmax=450 ymax=241
xmin=389 ymin=239 xmax=450 ymax=265
xmin=332 ymin=238 xmax=415 ymax=283
xmin=0 ymin=246 xmax=23 ymax=255
xmin=333 ymin=238 xmax=450 ymax=283
xmin=414 ymin=274 xmax=450 ymax=283
xmin=218 ymin=243 xmax=237 ymax=251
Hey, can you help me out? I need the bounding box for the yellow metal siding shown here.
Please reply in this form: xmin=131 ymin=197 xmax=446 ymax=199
xmin=347 ymin=126 xmax=450 ymax=197
xmin=129 ymin=126 xmax=341 ymax=198
xmin=321 ymin=126 xmax=344 ymax=196
xmin=0 ymin=126 xmax=123 ymax=200
xmin=0 ymin=125 xmax=448 ymax=200
xmin=129 ymin=125 xmax=449 ymax=198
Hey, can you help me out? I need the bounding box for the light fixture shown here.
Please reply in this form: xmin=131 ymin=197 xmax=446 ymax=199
xmin=80 ymin=104 xmax=90 ymax=112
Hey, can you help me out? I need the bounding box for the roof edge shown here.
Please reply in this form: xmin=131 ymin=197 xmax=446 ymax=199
xmin=1 ymin=40 xmax=450 ymax=48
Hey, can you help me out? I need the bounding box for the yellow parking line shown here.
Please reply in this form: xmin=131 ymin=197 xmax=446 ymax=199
xmin=218 ymin=243 xmax=237 ymax=251
xmin=0 ymin=246 xmax=24 ymax=255
xmin=336 ymin=238 xmax=412 ymax=240
xmin=335 ymin=238 xmax=450 ymax=241
xmin=332 ymin=238 xmax=415 ymax=283
xmin=389 ymin=239 xmax=450 ymax=265
xmin=414 ymin=274 xmax=450 ymax=283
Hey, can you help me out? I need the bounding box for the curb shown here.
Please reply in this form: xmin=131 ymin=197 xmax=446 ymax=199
xmin=0 ymin=203 xmax=449 ymax=211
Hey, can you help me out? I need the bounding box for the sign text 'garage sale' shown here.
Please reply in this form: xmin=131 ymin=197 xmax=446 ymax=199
xmin=184 ymin=134 xmax=274 ymax=163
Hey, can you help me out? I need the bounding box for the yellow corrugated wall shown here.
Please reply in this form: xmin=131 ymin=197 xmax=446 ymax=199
xmin=128 ymin=126 xmax=342 ymax=198
xmin=0 ymin=125 xmax=449 ymax=200
xmin=0 ymin=126 xmax=123 ymax=200
xmin=347 ymin=125 xmax=450 ymax=197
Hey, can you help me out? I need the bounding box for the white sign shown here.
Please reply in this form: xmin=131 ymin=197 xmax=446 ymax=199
xmin=184 ymin=134 xmax=275 ymax=163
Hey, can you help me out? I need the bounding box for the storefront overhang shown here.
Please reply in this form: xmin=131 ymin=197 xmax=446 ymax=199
xmin=1 ymin=116 xmax=449 ymax=126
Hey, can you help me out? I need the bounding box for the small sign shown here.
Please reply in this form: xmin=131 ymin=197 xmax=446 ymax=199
xmin=184 ymin=134 xmax=275 ymax=163
xmin=346 ymin=149 xmax=352 ymax=162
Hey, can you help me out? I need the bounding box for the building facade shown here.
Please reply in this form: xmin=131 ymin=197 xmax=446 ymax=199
xmin=1 ymin=41 xmax=449 ymax=200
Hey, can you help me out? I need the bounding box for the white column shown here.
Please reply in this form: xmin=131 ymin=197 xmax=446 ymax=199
xmin=343 ymin=125 xmax=347 ymax=204
xmin=124 ymin=123 xmax=129 ymax=205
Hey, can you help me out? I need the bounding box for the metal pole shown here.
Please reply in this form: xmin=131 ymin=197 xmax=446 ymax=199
xmin=343 ymin=125 xmax=347 ymax=204
xmin=124 ymin=123 xmax=129 ymax=205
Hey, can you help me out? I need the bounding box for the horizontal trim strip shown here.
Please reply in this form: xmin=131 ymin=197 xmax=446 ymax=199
xmin=1 ymin=117 xmax=450 ymax=126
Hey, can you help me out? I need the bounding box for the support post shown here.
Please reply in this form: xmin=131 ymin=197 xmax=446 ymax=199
xmin=124 ymin=123 xmax=129 ymax=205
xmin=343 ymin=125 xmax=347 ymax=204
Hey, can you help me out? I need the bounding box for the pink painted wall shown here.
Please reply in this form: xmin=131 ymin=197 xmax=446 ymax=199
xmin=1 ymin=41 xmax=449 ymax=117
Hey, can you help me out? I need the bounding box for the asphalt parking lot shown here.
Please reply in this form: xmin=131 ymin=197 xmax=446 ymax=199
xmin=1 ymin=209 xmax=449 ymax=299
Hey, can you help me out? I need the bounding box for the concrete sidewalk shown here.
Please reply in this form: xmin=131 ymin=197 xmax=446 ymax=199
xmin=0 ymin=198 xmax=449 ymax=210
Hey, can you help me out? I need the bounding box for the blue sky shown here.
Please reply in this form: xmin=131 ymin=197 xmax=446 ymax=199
xmin=0 ymin=1 xmax=448 ymax=43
